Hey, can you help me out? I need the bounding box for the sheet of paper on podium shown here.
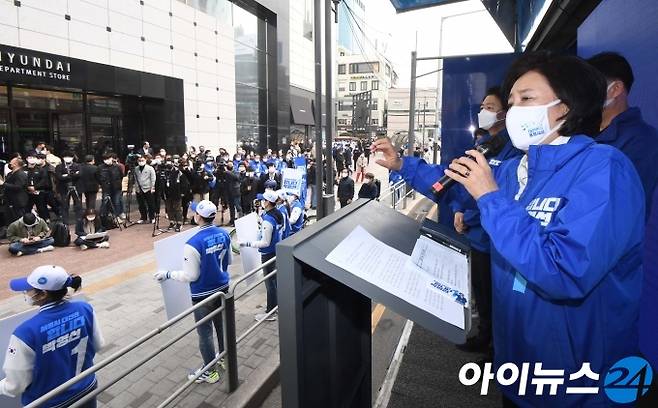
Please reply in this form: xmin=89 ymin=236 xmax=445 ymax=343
xmin=325 ymin=225 xmax=468 ymax=329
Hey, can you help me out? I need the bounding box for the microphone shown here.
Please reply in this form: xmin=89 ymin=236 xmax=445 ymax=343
xmin=431 ymin=136 xmax=506 ymax=199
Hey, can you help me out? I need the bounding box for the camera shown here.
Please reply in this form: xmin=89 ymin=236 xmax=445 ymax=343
xmin=125 ymin=144 xmax=140 ymax=169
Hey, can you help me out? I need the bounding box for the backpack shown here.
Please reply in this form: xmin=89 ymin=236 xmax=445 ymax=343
xmin=101 ymin=214 xmax=118 ymax=230
xmin=51 ymin=222 xmax=71 ymax=247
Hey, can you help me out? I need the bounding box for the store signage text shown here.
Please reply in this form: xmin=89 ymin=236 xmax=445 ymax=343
xmin=0 ymin=51 xmax=72 ymax=81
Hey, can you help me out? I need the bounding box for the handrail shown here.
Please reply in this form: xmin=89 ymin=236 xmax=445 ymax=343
xmin=229 ymin=256 xmax=277 ymax=297
xmin=379 ymin=179 xmax=406 ymax=202
xmin=24 ymin=289 xmax=229 ymax=408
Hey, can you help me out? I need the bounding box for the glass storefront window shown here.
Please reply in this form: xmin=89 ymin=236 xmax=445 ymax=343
xmin=0 ymin=110 xmax=9 ymax=156
xmin=54 ymin=113 xmax=84 ymax=157
xmin=0 ymin=85 xmax=7 ymax=107
xmin=235 ymin=83 xmax=260 ymax=126
xmin=234 ymin=46 xmax=265 ymax=88
xmin=236 ymin=124 xmax=265 ymax=152
xmin=12 ymin=87 xmax=83 ymax=111
xmin=87 ymin=94 xmax=122 ymax=115
xmin=15 ymin=111 xmax=50 ymax=153
xmin=233 ymin=4 xmax=259 ymax=49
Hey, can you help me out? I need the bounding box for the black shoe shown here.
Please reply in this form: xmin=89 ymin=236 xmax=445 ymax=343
xmin=174 ymin=224 xmax=181 ymax=232
xmin=456 ymin=335 xmax=491 ymax=353
xmin=167 ymin=223 xmax=175 ymax=230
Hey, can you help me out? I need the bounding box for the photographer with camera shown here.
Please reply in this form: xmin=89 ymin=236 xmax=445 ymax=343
xmin=134 ymin=155 xmax=157 ymax=224
xmin=162 ymin=157 xmax=188 ymax=232
xmin=98 ymin=153 xmax=124 ymax=220
xmin=240 ymin=165 xmax=258 ymax=215
xmin=54 ymin=151 xmax=82 ymax=225
xmin=223 ymin=161 xmax=242 ymax=226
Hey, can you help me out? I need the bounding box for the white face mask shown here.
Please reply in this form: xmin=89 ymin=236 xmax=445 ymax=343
xmin=27 ymin=158 xmax=37 ymax=165
xmin=138 ymin=161 xmax=146 ymax=167
xmin=506 ymin=99 xmax=564 ymax=151
xmin=24 ymin=292 xmax=37 ymax=306
xmin=268 ymin=168 xmax=276 ymax=174
xmin=364 ymin=179 xmax=371 ymax=184
xmin=341 ymin=172 xmax=349 ymax=178
xmin=104 ymin=159 xmax=113 ymax=165
xmin=603 ymin=82 xmax=616 ymax=108
xmin=477 ymin=109 xmax=501 ymax=130
xmin=63 ymin=157 xmax=73 ymax=164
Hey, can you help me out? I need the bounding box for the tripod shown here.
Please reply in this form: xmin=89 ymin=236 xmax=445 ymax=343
xmin=122 ymin=170 xmax=137 ymax=228
xmin=100 ymin=193 xmax=123 ymax=231
xmin=60 ymin=186 xmax=82 ymax=226
xmin=152 ymin=189 xmax=171 ymax=237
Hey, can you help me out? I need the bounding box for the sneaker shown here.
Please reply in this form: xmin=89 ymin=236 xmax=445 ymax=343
xmin=254 ymin=312 xmax=277 ymax=322
xmin=136 ymin=219 xmax=145 ymax=224
xmin=216 ymin=358 xmax=226 ymax=371
xmin=188 ymin=368 xmax=220 ymax=384
xmin=37 ymin=245 xmax=54 ymax=253
xmin=80 ymin=244 xmax=88 ymax=251
xmin=168 ymin=223 xmax=175 ymax=230
xmin=119 ymin=213 xmax=126 ymax=219
xmin=15 ymin=251 xmax=23 ymax=257
xmin=151 ymin=218 xmax=156 ymax=224
xmin=174 ymin=224 xmax=181 ymax=232
xmin=98 ymin=242 xmax=110 ymax=249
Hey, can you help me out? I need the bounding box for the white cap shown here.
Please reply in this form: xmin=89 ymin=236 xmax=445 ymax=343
xmin=276 ymin=189 xmax=288 ymax=200
xmin=257 ymin=190 xmax=278 ymax=203
xmin=190 ymin=200 xmax=217 ymax=218
xmin=10 ymin=265 xmax=71 ymax=292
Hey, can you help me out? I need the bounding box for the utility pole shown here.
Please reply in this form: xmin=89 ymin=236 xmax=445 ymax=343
xmin=314 ymin=0 xmax=324 ymax=218
xmin=407 ymin=51 xmax=417 ymax=157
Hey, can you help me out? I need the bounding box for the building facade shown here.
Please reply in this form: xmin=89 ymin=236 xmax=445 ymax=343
xmin=387 ymin=87 xmax=438 ymax=148
xmin=0 ymin=0 xmax=290 ymax=159
xmin=337 ymin=0 xmax=365 ymax=55
xmin=335 ymin=46 xmax=397 ymax=137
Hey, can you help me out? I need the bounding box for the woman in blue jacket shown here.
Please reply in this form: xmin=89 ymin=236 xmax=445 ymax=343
xmin=0 ymin=266 xmax=105 ymax=407
xmin=373 ymin=53 xmax=645 ymax=407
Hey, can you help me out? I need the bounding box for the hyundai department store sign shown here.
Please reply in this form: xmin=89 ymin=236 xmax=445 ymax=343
xmin=0 ymin=49 xmax=72 ymax=81
xmin=0 ymin=45 xmax=85 ymax=88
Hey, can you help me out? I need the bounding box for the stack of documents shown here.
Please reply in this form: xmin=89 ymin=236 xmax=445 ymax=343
xmin=325 ymin=225 xmax=469 ymax=329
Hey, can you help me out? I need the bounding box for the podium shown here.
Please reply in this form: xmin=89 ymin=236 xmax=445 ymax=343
xmin=277 ymin=199 xmax=471 ymax=408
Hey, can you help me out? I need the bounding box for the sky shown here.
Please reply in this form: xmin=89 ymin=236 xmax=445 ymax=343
xmin=359 ymin=0 xmax=514 ymax=88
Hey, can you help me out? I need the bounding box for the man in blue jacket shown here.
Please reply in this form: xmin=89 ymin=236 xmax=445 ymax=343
xmin=155 ymin=200 xmax=231 ymax=384
xmin=449 ymin=87 xmax=523 ymax=357
xmin=588 ymin=52 xmax=658 ymax=404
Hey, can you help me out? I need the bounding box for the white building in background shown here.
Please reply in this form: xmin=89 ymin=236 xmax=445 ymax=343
xmin=335 ymin=46 xmax=398 ymax=136
xmin=387 ymin=88 xmax=439 ymax=147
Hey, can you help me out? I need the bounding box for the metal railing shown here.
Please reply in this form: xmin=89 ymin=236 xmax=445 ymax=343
xmin=24 ymin=186 xmax=421 ymax=407
xmin=23 ymin=258 xmax=278 ymax=408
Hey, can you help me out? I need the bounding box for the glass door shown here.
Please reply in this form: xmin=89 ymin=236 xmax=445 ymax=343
xmin=0 ymin=110 xmax=9 ymax=157
xmin=14 ymin=110 xmax=51 ymax=154
xmin=53 ymin=113 xmax=84 ymax=158
xmin=89 ymin=115 xmax=123 ymax=162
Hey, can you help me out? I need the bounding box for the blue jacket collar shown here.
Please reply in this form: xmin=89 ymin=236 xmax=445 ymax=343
xmin=596 ymin=107 xmax=642 ymax=143
xmin=526 ymin=135 xmax=595 ymax=172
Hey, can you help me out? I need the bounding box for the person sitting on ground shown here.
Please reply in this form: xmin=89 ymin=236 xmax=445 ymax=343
xmin=357 ymin=173 xmax=378 ymax=199
xmin=7 ymin=212 xmax=54 ymax=257
xmin=74 ymin=208 xmax=110 ymax=250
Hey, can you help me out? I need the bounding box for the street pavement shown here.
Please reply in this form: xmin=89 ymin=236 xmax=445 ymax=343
xmin=0 ymin=152 xmax=412 ymax=408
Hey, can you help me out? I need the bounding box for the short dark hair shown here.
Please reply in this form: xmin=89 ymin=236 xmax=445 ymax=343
xmin=61 ymin=151 xmax=74 ymax=158
xmin=502 ymin=51 xmax=606 ymax=137
xmin=586 ymin=52 xmax=634 ymax=93
xmin=102 ymin=153 xmax=113 ymax=160
xmin=84 ymin=155 xmax=94 ymax=163
xmin=484 ymin=86 xmax=506 ymax=110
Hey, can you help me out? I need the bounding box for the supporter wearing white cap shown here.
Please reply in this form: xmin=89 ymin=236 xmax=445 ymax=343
xmin=154 ymin=200 xmax=232 ymax=384
xmin=240 ymin=190 xmax=283 ymax=321
xmin=1 ymin=266 xmax=105 ymax=407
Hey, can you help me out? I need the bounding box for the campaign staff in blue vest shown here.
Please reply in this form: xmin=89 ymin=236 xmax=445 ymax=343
xmin=154 ymin=200 xmax=232 ymax=385
xmin=1 ymin=266 xmax=105 ymax=408
xmin=372 ymin=52 xmax=645 ymax=407
xmin=239 ymin=190 xmax=283 ymax=322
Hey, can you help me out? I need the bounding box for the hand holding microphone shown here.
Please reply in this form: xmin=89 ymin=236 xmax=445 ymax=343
xmin=444 ymin=150 xmax=499 ymax=200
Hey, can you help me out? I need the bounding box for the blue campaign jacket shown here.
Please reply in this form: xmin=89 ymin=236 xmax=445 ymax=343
xmin=259 ymin=210 xmax=282 ymax=254
xmin=400 ymin=136 xmax=645 ymax=406
xmin=597 ymin=107 xmax=658 ymax=218
xmin=290 ymin=199 xmax=305 ymax=233
xmin=186 ymin=225 xmax=231 ymax=299
xmin=448 ymin=130 xmax=523 ymax=252
xmin=277 ymin=204 xmax=291 ymax=239
xmin=14 ymin=301 xmax=99 ymax=408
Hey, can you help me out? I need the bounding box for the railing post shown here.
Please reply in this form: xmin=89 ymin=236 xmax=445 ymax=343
xmin=402 ymin=184 xmax=408 ymax=210
xmin=391 ymin=185 xmax=396 ymax=209
xmin=224 ymin=294 xmax=240 ymax=392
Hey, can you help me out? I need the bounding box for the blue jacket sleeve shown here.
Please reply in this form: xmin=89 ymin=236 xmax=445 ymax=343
xmin=398 ymin=156 xmax=447 ymax=202
xmin=476 ymin=155 xmax=644 ymax=301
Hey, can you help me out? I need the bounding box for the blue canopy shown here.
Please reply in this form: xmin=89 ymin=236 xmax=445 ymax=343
xmin=389 ymin=0 xmax=551 ymax=50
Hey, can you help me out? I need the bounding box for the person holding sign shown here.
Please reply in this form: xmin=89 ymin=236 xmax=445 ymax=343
xmin=1 ymin=266 xmax=105 ymax=408
xmin=154 ymin=200 xmax=232 ymax=384
xmin=287 ymin=191 xmax=305 ymax=235
xmin=372 ymin=53 xmax=645 ymax=407
xmin=240 ymin=190 xmax=283 ymax=321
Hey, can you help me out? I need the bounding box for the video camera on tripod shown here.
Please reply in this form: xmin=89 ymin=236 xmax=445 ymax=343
xmin=125 ymin=144 xmax=140 ymax=170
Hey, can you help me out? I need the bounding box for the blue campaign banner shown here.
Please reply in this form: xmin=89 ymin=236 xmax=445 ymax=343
xmin=294 ymin=156 xmax=308 ymax=205
xmin=439 ymin=53 xmax=518 ymax=226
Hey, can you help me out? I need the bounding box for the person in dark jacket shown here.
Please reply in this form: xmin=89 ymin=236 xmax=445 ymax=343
xmin=179 ymin=159 xmax=194 ymax=224
xmin=306 ymin=160 xmax=317 ymax=209
xmin=55 ymin=152 xmax=82 ymax=225
xmin=162 ymin=160 xmax=187 ymax=232
xmin=224 ymin=162 xmax=242 ymax=226
xmin=3 ymin=157 xmax=30 ymax=221
xmin=336 ymin=169 xmax=354 ymax=208
xmin=240 ymin=166 xmax=258 ymax=214
xmin=98 ymin=153 xmax=124 ymax=218
xmin=74 ymin=208 xmax=109 ymax=250
xmin=77 ymin=155 xmax=100 ymax=211
xmin=259 ymin=163 xmax=281 ymax=193
xmin=357 ymin=173 xmax=378 ymax=199
xmin=25 ymin=152 xmax=51 ymax=221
